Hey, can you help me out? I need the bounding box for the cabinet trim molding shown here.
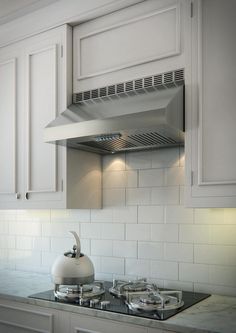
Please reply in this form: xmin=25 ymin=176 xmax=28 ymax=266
xmin=26 ymin=44 xmax=58 ymax=194
xmin=0 ymin=303 xmax=53 ymax=333
xmin=197 ymin=0 xmax=236 ymax=186
xmin=76 ymin=4 xmax=181 ymax=80
xmin=0 ymin=58 xmax=17 ymax=195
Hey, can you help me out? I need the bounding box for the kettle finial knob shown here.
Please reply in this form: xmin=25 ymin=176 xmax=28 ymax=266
xmin=70 ymin=231 xmax=81 ymax=258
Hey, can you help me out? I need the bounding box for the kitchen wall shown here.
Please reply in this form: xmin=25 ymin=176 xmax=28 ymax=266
xmin=0 ymin=147 xmax=236 ymax=296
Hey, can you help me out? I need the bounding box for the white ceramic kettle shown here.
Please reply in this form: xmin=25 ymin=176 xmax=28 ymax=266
xmin=51 ymin=231 xmax=94 ymax=285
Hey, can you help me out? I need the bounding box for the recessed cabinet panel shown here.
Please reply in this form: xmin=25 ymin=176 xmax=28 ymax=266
xmin=185 ymin=0 xmax=236 ymax=207
xmin=77 ymin=5 xmax=180 ymax=79
xmin=26 ymin=45 xmax=57 ymax=193
xmin=0 ymin=303 xmax=53 ymax=333
xmin=73 ymin=0 xmax=185 ymax=91
xmin=0 ymin=59 xmax=16 ymax=195
xmin=200 ymin=0 xmax=236 ymax=185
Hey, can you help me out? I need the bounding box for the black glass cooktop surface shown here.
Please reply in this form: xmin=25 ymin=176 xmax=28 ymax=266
xmin=29 ymin=282 xmax=210 ymax=321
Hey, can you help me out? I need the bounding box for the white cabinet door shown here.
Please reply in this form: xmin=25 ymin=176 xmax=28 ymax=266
xmin=73 ymin=0 xmax=188 ymax=92
xmin=0 ymin=44 xmax=23 ymax=206
xmin=185 ymin=0 xmax=236 ymax=207
xmin=22 ymin=26 xmax=68 ymax=207
xmin=0 ymin=26 xmax=70 ymax=209
xmin=70 ymin=313 xmax=147 ymax=333
xmin=0 ymin=25 xmax=101 ymax=209
xmin=0 ymin=299 xmax=70 ymax=333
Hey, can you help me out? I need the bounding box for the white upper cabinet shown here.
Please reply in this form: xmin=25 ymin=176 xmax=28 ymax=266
xmin=73 ymin=0 xmax=188 ymax=91
xmin=0 ymin=25 xmax=101 ymax=209
xmin=185 ymin=0 xmax=236 ymax=207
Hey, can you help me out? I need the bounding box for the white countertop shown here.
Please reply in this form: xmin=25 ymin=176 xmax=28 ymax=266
xmin=0 ymin=269 xmax=236 ymax=333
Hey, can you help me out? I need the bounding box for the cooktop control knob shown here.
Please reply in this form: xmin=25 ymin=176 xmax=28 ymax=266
xmin=89 ymin=299 xmax=100 ymax=307
xmin=100 ymin=300 xmax=110 ymax=309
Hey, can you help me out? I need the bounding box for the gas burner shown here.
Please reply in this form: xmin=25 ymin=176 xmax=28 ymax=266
xmin=126 ymin=290 xmax=184 ymax=312
xmin=109 ymin=278 xmax=158 ymax=298
xmin=54 ymin=281 xmax=105 ymax=303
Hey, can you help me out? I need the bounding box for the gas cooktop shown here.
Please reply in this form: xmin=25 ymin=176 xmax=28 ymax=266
xmin=29 ymin=281 xmax=210 ymax=321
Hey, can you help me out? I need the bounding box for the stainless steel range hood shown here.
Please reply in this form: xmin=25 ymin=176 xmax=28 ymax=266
xmin=44 ymin=69 xmax=185 ymax=154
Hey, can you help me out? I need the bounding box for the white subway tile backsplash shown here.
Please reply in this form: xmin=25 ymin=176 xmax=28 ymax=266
xmin=17 ymin=210 xmax=50 ymax=222
xmin=113 ymin=240 xmax=137 ymax=258
xmin=126 ymin=188 xmax=151 ymax=205
xmin=194 ymin=283 xmax=236 ymax=297
xmin=194 ymin=244 xmax=236 ymax=265
xmin=164 ymin=280 xmax=193 ymax=292
xmin=103 ymin=153 xmax=126 ymax=171
xmin=138 ymin=205 xmax=164 ymax=224
xmin=101 ymin=223 xmax=124 ymax=240
xmin=165 ymin=167 xmax=184 ymax=186
xmin=151 ymin=186 xmax=179 ymax=205
xmin=138 ymin=242 xmax=163 ymax=260
xmin=1 ymin=147 xmax=236 ymax=296
xmin=0 ymin=235 xmax=15 ymax=249
xmin=81 ymin=223 xmax=101 ymax=239
xmin=103 ymin=189 xmax=125 ymax=207
xmin=126 ymin=224 xmax=150 ymax=241
xmin=126 ymin=151 xmax=152 ymax=170
xmin=103 ymin=171 xmax=137 ymax=188
xmin=91 ymin=240 xmax=113 ymax=256
xmin=211 ymin=225 xmax=236 ymax=245
xmin=9 ymin=249 xmax=41 ymax=267
xmin=209 ymin=265 xmax=236 ymax=287
xmin=42 ymin=222 xmax=80 ymax=237
xmin=42 ymin=251 xmax=59 ymax=267
xmin=101 ymin=257 xmax=124 ymax=275
xmin=51 ymin=209 xmax=90 ymax=223
xmin=51 ymin=237 xmax=74 ymax=252
xmin=16 ymin=236 xmax=32 ymax=250
xmin=164 ymin=243 xmax=193 ymax=263
xmin=179 ymin=263 xmax=209 ymax=283
xmin=224 ymin=208 xmax=236 ymax=224
xmin=151 ymin=224 xmax=178 ymax=242
xmin=139 ymin=169 xmax=164 ymax=187
xmin=165 ymin=205 xmax=193 ymax=224
xmin=151 ymin=147 xmax=180 ymax=168
xmin=103 ymin=171 xmax=126 ymax=188
xmin=9 ymin=221 xmax=41 ymax=236
xmin=179 ymin=225 xmax=211 ymax=244
xmin=91 ymin=209 xmax=113 ymax=223
xmin=125 ymin=259 xmax=149 ymax=276
xmin=194 ymin=209 xmax=225 ymax=224
xmin=150 ymin=260 xmax=178 ymax=280
xmin=113 ymin=206 xmax=137 ymax=224
xmin=0 ymin=221 xmax=8 ymax=234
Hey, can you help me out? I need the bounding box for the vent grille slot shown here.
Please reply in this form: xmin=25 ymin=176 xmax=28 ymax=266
xmin=74 ymin=69 xmax=184 ymax=103
xmin=125 ymin=81 xmax=133 ymax=92
xmin=108 ymin=85 xmax=116 ymax=95
xmin=99 ymin=87 xmax=107 ymax=98
xmin=154 ymin=74 xmax=162 ymax=86
xmin=129 ymin=132 xmax=177 ymax=146
xmin=134 ymin=79 xmax=143 ymax=90
xmin=144 ymin=76 xmax=153 ymax=88
xmin=117 ymin=83 xmax=124 ymax=94
xmin=80 ymin=138 xmax=136 ymax=152
xmin=91 ymin=89 xmax=99 ymax=99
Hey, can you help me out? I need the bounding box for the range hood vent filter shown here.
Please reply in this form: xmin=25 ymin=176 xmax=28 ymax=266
xmin=74 ymin=69 xmax=184 ymax=104
xmin=44 ymin=69 xmax=185 ymax=154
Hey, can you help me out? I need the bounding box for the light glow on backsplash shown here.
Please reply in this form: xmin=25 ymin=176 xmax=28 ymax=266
xmin=1 ymin=147 xmax=236 ymax=296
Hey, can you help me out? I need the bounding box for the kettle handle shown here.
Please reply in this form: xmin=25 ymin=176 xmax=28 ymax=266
xmin=70 ymin=231 xmax=81 ymax=258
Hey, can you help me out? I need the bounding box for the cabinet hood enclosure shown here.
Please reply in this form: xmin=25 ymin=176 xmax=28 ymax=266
xmin=44 ymin=69 xmax=185 ymax=155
